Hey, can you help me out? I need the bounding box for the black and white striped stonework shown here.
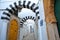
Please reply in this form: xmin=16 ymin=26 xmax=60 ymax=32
xmin=1 ymin=12 xmax=11 ymax=21
xmin=20 ymin=16 xmax=36 ymax=27
xmin=1 ymin=0 xmax=40 ymax=22
xmin=1 ymin=17 xmax=10 ymax=21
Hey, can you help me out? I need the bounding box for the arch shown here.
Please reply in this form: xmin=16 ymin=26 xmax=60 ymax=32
xmin=1 ymin=0 xmax=39 ymax=21
xmin=20 ymin=16 xmax=37 ymax=27
xmin=0 ymin=1 xmax=40 ymax=40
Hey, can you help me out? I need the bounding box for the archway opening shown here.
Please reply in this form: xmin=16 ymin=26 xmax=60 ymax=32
xmin=20 ymin=19 xmax=38 ymax=40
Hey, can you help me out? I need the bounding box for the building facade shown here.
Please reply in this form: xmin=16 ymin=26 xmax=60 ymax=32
xmin=0 ymin=0 xmax=60 ymax=40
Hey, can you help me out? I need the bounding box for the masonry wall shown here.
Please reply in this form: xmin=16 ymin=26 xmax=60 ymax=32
xmin=44 ymin=0 xmax=60 ymax=40
xmin=0 ymin=0 xmax=20 ymax=40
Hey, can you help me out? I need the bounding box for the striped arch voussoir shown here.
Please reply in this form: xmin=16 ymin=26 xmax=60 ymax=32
xmin=20 ymin=16 xmax=36 ymax=27
xmin=1 ymin=0 xmax=39 ymax=23
xmin=5 ymin=0 xmax=39 ymax=16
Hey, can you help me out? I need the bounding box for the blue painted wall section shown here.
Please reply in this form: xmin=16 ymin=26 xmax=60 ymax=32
xmin=40 ymin=19 xmax=43 ymax=26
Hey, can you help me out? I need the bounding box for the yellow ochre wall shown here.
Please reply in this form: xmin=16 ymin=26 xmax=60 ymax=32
xmin=7 ymin=15 xmax=20 ymax=40
xmin=8 ymin=19 xmax=18 ymax=40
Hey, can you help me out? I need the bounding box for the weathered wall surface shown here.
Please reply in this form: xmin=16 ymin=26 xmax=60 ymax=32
xmin=7 ymin=15 xmax=20 ymax=40
xmin=44 ymin=0 xmax=56 ymax=23
xmin=44 ymin=0 xmax=60 ymax=40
